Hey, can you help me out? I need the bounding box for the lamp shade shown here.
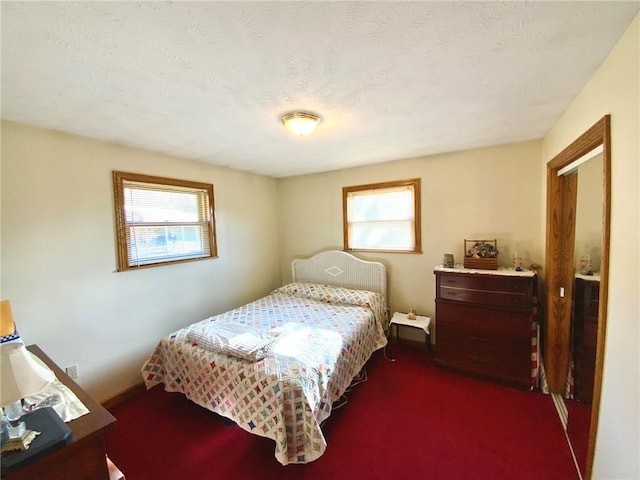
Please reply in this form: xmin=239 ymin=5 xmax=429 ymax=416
xmin=281 ymin=111 xmax=321 ymax=136
xmin=1 ymin=343 xmax=55 ymax=406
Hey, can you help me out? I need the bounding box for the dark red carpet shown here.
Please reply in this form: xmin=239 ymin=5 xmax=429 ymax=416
xmin=106 ymin=346 xmax=577 ymax=480
xmin=566 ymin=399 xmax=591 ymax=475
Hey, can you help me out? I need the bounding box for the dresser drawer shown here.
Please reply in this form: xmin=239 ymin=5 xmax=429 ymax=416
xmin=438 ymin=272 xmax=531 ymax=294
xmin=573 ymin=344 xmax=596 ymax=404
xmin=437 ymin=319 xmax=531 ymax=358
xmin=436 ymin=302 xmax=532 ymax=339
xmin=582 ymin=319 xmax=598 ymax=348
xmin=436 ymin=339 xmax=532 ymax=387
xmin=439 ymin=286 xmax=530 ymax=308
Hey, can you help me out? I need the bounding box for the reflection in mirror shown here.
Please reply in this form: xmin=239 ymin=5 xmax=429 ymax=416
xmin=574 ymin=153 xmax=603 ymax=277
xmin=562 ymin=150 xmax=603 ymax=478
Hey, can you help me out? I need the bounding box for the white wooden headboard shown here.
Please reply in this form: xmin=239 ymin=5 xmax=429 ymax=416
xmin=291 ymin=250 xmax=388 ymax=303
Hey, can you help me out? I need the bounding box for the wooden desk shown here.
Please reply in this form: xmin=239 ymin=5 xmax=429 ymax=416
xmin=3 ymin=345 xmax=116 ymax=480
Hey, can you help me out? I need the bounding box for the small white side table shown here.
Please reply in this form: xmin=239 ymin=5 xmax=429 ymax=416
xmin=390 ymin=312 xmax=431 ymax=364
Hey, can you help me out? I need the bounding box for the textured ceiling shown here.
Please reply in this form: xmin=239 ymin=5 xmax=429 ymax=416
xmin=2 ymin=2 xmax=638 ymax=178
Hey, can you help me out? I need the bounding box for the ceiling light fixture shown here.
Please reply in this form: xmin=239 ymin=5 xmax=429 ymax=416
xmin=281 ymin=111 xmax=321 ymax=136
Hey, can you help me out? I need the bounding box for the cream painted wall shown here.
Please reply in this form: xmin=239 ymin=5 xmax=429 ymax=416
xmin=1 ymin=121 xmax=281 ymax=402
xmin=541 ymin=14 xmax=639 ymax=480
xmin=277 ymin=140 xmax=543 ymax=342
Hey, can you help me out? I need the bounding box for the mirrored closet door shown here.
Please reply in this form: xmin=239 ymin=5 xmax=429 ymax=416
xmin=544 ymin=116 xmax=610 ymax=480
xmin=563 ymin=149 xmax=603 ymax=477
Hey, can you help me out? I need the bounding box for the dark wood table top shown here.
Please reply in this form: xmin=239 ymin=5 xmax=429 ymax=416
xmin=3 ymin=345 xmax=116 ymax=479
xmin=26 ymin=345 xmax=116 ymax=442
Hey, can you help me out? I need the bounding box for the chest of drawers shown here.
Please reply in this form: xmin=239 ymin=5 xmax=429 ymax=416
xmin=572 ymin=276 xmax=599 ymax=404
xmin=434 ymin=268 xmax=538 ymax=388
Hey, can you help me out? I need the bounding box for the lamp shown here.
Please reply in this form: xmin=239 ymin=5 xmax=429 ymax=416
xmin=1 ymin=301 xmax=55 ymax=446
xmin=281 ymin=111 xmax=321 ymax=136
xmin=1 ymin=299 xmax=20 ymax=342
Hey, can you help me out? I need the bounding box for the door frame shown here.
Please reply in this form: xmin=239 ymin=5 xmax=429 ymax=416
xmin=544 ymin=115 xmax=611 ymax=479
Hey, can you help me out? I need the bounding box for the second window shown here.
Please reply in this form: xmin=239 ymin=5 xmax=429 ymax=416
xmin=342 ymin=178 xmax=421 ymax=253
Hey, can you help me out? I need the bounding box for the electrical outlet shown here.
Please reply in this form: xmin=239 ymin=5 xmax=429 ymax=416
xmin=65 ymin=364 xmax=79 ymax=379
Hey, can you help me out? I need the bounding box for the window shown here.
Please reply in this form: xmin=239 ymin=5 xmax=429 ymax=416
xmin=113 ymin=171 xmax=217 ymax=271
xmin=343 ymin=179 xmax=421 ymax=253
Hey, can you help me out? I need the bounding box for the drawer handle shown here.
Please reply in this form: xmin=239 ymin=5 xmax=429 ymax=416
xmin=467 ymin=335 xmax=489 ymax=342
xmin=468 ymin=355 xmax=490 ymax=364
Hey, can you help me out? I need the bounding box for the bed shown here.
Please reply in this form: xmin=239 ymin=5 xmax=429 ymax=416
xmin=141 ymin=250 xmax=388 ymax=465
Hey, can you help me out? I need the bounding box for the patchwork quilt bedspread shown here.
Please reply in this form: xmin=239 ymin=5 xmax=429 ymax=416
xmin=142 ymin=283 xmax=388 ymax=465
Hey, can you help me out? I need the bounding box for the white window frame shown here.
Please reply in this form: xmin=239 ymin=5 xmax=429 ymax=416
xmin=342 ymin=179 xmax=422 ymax=253
xmin=113 ymin=171 xmax=217 ymax=271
